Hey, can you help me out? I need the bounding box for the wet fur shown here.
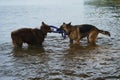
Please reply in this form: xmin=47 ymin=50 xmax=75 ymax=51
xmin=60 ymin=23 xmax=110 ymax=45
xmin=11 ymin=22 xmax=51 ymax=48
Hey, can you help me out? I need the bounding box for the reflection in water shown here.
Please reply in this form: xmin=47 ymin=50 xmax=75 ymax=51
xmin=10 ymin=46 xmax=51 ymax=80
xmin=12 ymin=47 xmax=45 ymax=57
xmin=67 ymin=44 xmax=99 ymax=55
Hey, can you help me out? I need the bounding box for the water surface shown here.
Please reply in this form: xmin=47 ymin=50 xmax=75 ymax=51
xmin=0 ymin=0 xmax=120 ymax=80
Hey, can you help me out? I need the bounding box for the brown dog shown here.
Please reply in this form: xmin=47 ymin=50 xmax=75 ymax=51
xmin=11 ymin=22 xmax=52 ymax=48
xmin=59 ymin=22 xmax=110 ymax=45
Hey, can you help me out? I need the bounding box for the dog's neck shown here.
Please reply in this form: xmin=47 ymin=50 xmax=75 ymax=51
xmin=39 ymin=29 xmax=47 ymax=37
xmin=67 ymin=25 xmax=76 ymax=35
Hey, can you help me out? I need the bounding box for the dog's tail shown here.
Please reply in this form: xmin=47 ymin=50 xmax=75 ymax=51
xmin=98 ymin=29 xmax=111 ymax=37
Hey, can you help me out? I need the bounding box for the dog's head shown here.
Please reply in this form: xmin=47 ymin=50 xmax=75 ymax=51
xmin=40 ymin=22 xmax=52 ymax=33
xmin=59 ymin=22 xmax=72 ymax=35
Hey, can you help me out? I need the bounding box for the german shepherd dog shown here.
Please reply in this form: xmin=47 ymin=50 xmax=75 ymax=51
xmin=11 ymin=22 xmax=52 ymax=48
xmin=59 ymin=22 xmax=110 ymax=45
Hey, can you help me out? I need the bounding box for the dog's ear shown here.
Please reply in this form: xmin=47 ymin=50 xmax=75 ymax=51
xmin=63 ymin=22 xmax=65 ymax=25
xmin=42 ymin=22 xmax=46 ymax=25
xmin=68 ymin=22 xmax=71 ymax=25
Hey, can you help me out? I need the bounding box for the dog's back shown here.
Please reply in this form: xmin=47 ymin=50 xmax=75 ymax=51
xmin=79 ymin=24 xmax=96 ymax=34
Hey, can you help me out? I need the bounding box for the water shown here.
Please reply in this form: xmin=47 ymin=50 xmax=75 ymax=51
xmin=0 ymin=0 xmax=120 ymax=80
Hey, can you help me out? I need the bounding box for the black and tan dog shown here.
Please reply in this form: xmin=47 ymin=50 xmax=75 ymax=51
xmin=11 ymin=22 xmax=52 ymax=48
xmin=59 ymin=22 xmax=110 ymax=45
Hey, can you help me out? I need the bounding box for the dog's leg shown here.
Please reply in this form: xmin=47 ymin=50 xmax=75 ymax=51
xmin=69 ymin=39 xmax=73 ymax=44
xmin=88 ymin=30 xmax=98 ymax=45
xmin=16 ymin=38 xmax=23 ymax=48
xmin=75 ymin=41 xmax=80 ymax=44
xmin=14 ymin=42 xmax=22 ymax=48
xmin=12 ymin=38 xmax=22 ymax=48
xmin=75 ymin=28 xmax=81 ymax=44
xmin=12 ymin=40 xmax=17 ymax=47
xmin=75 ymin=38 xmax=80 ymax=44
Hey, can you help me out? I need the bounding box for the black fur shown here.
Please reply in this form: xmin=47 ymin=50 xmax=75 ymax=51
xmin=79 ymin=24 xmax=95 ymax=34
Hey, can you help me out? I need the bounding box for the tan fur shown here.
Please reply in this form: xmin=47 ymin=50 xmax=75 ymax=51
xmin=88 ymin=29 xmax=99 ymax=44
xmin=59 ymin=22 xmax=110 ymax=45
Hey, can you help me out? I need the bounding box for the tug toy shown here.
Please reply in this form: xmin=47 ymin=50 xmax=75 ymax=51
xmin=50 ymin=26 xmax=66 ymax=39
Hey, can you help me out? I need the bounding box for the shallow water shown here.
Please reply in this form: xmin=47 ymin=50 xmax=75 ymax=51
xmin=0 ymin=0 xmax=120 ymax=80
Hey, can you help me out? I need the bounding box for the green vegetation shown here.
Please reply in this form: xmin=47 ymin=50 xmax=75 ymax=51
xmin=85 ymin=0 xmax=120 ymax=7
